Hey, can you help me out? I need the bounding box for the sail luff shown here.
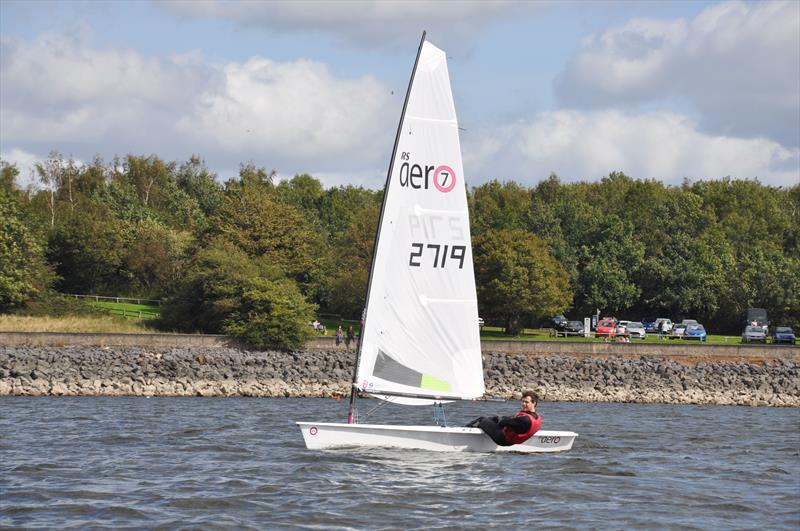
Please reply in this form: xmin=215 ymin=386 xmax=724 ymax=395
xmin=347 ymin=31 xmax=428 ymax=424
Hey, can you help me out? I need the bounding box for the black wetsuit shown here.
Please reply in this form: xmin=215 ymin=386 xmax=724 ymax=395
xmin=467 ymin=413 xmax=537 ymax=446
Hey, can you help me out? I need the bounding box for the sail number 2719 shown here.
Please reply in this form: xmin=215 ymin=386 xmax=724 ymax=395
xmin=409 ymin=243 xmax=466 ymax=269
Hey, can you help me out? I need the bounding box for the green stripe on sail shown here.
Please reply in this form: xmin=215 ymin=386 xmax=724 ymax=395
xmin=420 ymin=374 xmax=451 ymax=392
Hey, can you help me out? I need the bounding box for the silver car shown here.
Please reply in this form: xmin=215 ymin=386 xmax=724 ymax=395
xmin=742 ymin=325 xmax=767 ymax=343
xmin=626 ymin=321 xmax=646 ymax=339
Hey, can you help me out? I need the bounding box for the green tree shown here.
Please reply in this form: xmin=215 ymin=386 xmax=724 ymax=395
xmin=124 ymin=219 xmax=194 ymax=298
xmin=318 ymin=184 xmax=381 ymax=241
xmin=325 ymin=202 xmax=379 ymax=318
xmin=223 ymin=276 xmax=316 ymax=350
xmin=120 ymin=154 xmax=174 ymax=208
xmin=212 ymin=169 xmax=329 ymax=296
xmin=48 ymin=201 xmax=127 ymax=294
xmin=473 ymin=228 xmax=572 ymax=334
xmin=35 ymin=151 xmax=79 ymax=227
xmin=236 ymin=162 xmax=275 ymax=188
xmin=175 ymin=155 xmax=223 ymax=220
xmin=160 ymin=239 xmax=315 ymax=349
xmin=1 ymin=160 xmax=21 ymax=196
xmin=276 ymin=173 xmax=324 ymax=219
xmin=575 ymin=217 xmax=645 ymax=316
xmin=469 ymin=180 xmax=531 ymax=234
xmin=0 ymin=185 xmax=54 ymax=309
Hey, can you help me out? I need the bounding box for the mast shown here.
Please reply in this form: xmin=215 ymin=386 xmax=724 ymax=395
xmin=347 ymin=31 xmax=427 ymax=423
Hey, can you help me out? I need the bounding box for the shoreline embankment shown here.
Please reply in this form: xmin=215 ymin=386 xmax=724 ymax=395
xmin=1 ymin=338 xmax=798 ymax=406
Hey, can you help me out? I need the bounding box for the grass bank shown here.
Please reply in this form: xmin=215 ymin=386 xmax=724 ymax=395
xmin=0 ymin=315 xmax=158 ymax=334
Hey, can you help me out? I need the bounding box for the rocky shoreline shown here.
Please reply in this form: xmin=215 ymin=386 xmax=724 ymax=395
xmin=1 ymin=346 xmax=798 ymax=407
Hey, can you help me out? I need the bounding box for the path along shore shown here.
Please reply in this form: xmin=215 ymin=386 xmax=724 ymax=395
xmin=1 ymin=345 xmax=798 ymax=407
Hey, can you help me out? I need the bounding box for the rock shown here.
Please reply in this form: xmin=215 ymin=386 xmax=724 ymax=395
xmin=1 ymin=345 xmax=798 ymax=406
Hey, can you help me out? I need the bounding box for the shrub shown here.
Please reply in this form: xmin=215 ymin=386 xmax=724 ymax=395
xmin=223 ymin=277 xmax=316 ymax=350
xmin=160 ymin=239 xmax=316 ymax=350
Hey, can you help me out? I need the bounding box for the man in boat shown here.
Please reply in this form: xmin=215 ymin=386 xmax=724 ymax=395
xmin=466 ymin=390 xmax=542 ymax=446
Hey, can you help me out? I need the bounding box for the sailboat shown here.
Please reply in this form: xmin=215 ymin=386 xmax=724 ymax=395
xmin=297 ymin=33 xmax=577 ymax=453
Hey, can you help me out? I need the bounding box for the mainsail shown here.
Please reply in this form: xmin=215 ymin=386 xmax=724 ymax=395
xmin=355 ymin=39 xmax=484 ymax=402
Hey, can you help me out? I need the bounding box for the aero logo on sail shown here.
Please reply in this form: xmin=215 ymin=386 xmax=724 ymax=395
xmin=398 ymin=153 xmax=456 ymax=193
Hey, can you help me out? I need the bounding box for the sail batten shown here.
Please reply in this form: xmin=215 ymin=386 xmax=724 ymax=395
xmin=355 ymin=39 xmax=484 ymax=402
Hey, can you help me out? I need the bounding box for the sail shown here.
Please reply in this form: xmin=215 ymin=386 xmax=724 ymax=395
xmin=356 ymin=40 xmax=484 ymax=402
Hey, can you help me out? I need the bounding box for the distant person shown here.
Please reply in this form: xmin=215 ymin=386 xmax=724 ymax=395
xmin=658 ymin=320 xmax=666 ymax=339
xmin=466 ymin=390 xmax=542 ymax=446
xmin=335 ymin=326 xmax=343 ymax=347
xmin=346 ymin=325 xmax=355 ymax=350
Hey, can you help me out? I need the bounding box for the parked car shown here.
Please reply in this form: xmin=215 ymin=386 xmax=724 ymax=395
xmin=642 ymin=317 xmax=658 ymax=333
xmin=616 ymin=320 xmax=630 ymax=337
xmin=684 ymin=324 xmax=707 ymax=341
xmin=669 ymin=322 xmax=687 ymax=339
xmin=564 ymin=320 xmax=585 ymax=336
xmin=681 ymin=319 xmax=698 ymax=326
xmin=742 ymin=325 xmax=767 ymax=343
xmin=596 ymin=318 xmax=617 ymax=338
xmin=772 ymin=326 xmax=796 ymax=345
xmin=654 ymin=318 xmax=673 ymax=335
xmin=551 ymin=315 xmax=568 ymax=331
xmin=478 ymin=317 xmax=485 ymax=327
xmin=626 ymin=321 xmax=646 ymax=339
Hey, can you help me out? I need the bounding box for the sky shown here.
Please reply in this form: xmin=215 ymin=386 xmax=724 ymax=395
xmin=1 ymin=0 xmax=798 ymax=190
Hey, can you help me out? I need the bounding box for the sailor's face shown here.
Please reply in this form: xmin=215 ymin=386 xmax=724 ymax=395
xmin=521 ymin=397 xmax=535 ymax=412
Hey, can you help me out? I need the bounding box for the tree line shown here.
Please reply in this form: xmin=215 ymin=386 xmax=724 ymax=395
xmin=1 ymin=152 xmax=798 ymax=347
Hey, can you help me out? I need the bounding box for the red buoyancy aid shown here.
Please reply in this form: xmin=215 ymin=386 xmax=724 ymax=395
xmin=502 ymin=411 xmax=542 ymax=445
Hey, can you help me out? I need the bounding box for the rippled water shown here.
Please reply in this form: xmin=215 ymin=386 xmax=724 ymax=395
xmin=1 ymin=396 xmax=798 ymax=529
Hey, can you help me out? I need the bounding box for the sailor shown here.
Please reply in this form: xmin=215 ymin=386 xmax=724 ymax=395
xmin=466 ymin=390 xmax=542 ymax=446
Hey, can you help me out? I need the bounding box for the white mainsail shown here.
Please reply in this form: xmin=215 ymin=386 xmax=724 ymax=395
xmin=355 ymin=41 xmax=484 ymax=402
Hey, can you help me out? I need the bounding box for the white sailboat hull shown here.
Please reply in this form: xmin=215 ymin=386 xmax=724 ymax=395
xmin=297 ymin=422 xmax=577 ymax=453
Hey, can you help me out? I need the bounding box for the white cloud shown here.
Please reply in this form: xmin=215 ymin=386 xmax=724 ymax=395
xmin=464 ymin=110 xmax=800 ymax=187
xmin=0 ymin=28 xmax=398 ymax=182
xmin=176 ymin=57 xmax=396 ymax=171
xmin=0 ymin=28 xmax=209 ymax=147
xmin=555 ymin=1 xmax=800 ymax=148
xmin=1 ymin=27 xmax=199 ymax=107
xmin=157 ymin=0 xmax=533 ymax=49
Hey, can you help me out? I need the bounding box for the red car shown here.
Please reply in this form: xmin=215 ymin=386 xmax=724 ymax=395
xmin=596 ymin=318 xmax=617 ymax=338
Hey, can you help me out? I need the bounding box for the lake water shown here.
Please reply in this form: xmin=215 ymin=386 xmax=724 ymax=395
xmin=1 ymin=397 xmax=798 ymax=529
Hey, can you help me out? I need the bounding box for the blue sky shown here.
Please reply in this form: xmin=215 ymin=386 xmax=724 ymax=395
xmin=1 ymin=0 xmax=798 ymax=189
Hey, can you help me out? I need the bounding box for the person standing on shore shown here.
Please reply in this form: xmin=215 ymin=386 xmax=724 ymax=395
xmin=335 ymin=326 xmax=343 ymax=347
xmin=466 ymin=390 xmax=542 ymax=446
xmin=346 ymin=326 xmax=355 ymax=350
